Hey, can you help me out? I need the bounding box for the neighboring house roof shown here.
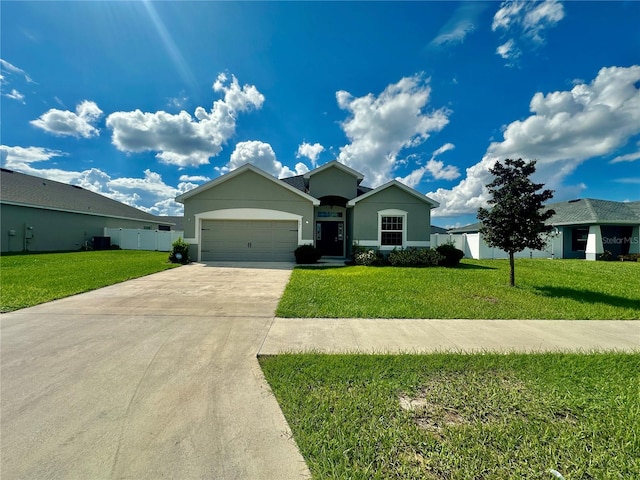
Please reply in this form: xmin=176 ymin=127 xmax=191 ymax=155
xmin=430 ymin=225 xmax=449 ymax=234
xmin=0 ymin=168 xmax=168 ymax=224
xmin=302 ymin=160 xmax=364 ymax=182
xmin=447 ymin=198 xmax=640 ymax=233
xmin=347 ymin=179 xmax=439 ymax=208
xmin=448 ymin=222 xmax=482 ymax=234
xmin=548 ymin=198 xmax=640 ymax=226
xmin=160 ymin=216 xmax=184 ymax=230
xmin=176 ymin=163 xmax=320 ymax=205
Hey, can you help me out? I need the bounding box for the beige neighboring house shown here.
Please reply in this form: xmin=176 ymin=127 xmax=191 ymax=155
xmin=0 ymin=168 xmax=174 ymax=252
xmin=176 ymin=161 xmax=439 ymax=262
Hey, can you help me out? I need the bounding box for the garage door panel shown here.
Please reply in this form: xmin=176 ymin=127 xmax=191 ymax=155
xmin=201 ymin=220 xmax=298 ymax=261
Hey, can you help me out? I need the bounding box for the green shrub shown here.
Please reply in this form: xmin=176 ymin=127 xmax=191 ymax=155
xmin=436 ymin=242 xmax=464 ymax=267
xmin=169 ymin=237 xmax=190 ymax=264
xmin=294 ymin=244 xmax=321 ymax=264
xmin=618 ymin=253 xmax=640 ymax=262
xmin=354 ymin=249 xmax=386 ymax=266
xmin=388 ymin=247 xmax=443 ymax=267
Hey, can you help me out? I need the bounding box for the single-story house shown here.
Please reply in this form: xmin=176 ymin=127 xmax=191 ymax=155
xmin=0 ymin=168 xmax=175 ymax=252
xmin=434 ymin=198 xmax=640 ymax=260
xmin=176 ymin=161 xmax=439 ymax=262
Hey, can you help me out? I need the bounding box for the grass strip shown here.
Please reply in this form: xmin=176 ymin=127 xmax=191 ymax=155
xmin=276 ymin=259 xmax=640 ymax=319
xmin=260 ymin=352 xmax=640 ymax=479
xmin=0 ymin=250 xmax=179 ymax=312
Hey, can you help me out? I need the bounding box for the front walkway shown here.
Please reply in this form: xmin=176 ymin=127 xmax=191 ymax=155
xmin=260 ymin=318 xmax=640 ymax=354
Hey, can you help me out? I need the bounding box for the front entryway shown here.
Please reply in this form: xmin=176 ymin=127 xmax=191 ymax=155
xmin=316 ymin=221 xmax=344 ymax=256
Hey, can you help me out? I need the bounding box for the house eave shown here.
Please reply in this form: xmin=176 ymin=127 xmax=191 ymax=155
xmin=303 ymin=160 xmax=364 ymax=182
xmin=0 ymin=200 xmax=172 ymax=225
xmin=347 ymin=180 xmax=439 ymax=208
xmin=175 ymin=163 xmax=320 ymax=206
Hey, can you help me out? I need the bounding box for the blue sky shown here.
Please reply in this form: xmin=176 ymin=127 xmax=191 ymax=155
xmin=2 ymin=1 xmax=639 ymax=227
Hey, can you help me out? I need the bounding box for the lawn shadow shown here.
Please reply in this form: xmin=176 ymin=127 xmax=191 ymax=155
xmin=456 ymin=262 xmax=498 ymax=270
xmin=534 ymin=286 xmax=640 ymax=311
xmin=295 ymin=264 xmax=349 ymax=271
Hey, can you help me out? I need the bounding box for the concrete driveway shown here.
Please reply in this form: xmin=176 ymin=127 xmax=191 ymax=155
xmin=1 ymin=262 xmax=311 ymax=480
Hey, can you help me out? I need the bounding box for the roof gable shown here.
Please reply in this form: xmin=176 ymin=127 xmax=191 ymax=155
xmin=303 ymin=160 xmax=364 ymax=182
xmin=0 ymin=168 xmax=166 ymax=223
xmin=175 ymin=163 xmax=320 ymax=205
xmin=347 ymin=180 xmax=439 ymax=208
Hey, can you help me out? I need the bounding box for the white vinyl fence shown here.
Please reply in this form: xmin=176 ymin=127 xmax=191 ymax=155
xmin=430 ymin=232 xmax=563 ymax=260
xmin=104 ymin=228 xmax=185 ymax=252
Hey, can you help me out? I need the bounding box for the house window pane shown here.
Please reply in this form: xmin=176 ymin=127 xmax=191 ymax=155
xmin=381 ymin=232 xmax=402 ymax=246
xmin=381 ymin=216 xmax=403 ymax=246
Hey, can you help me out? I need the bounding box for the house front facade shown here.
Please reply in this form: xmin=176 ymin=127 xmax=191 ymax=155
xmin=176 ymin=161 xmax=439 ymax=262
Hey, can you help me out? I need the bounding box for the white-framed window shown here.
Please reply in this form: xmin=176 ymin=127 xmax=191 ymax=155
xmin=378 ymin=209 xmax=407 ymax=247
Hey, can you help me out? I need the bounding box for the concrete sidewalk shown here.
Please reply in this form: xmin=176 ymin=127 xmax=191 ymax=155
xmin=260 ymin=318 xmax=640 ymax=354
xmin=1 ymin=263 xmax=311 ymax=480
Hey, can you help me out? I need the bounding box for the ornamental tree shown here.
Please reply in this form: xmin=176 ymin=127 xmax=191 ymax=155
xmin=477 ymin=158 xmax=555 ymax=287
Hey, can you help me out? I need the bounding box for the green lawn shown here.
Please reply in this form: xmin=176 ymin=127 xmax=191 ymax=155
xmin=276 ymin=259 xmax=640 ymax=319
xmin=0 ymin=250 xmax=179 ymax=312
xmin=260 ymin=352 xmax=640 ymax=479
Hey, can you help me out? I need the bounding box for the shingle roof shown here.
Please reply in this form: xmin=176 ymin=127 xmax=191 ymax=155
xmin=1 ymin=168 xmax=167 ymax=224
xmin=446 ymin=198 xmax=640 ymax=233
xmin=430 ymin=225 xmax=449 ymax=234
xmin=280 ymin=174 xmax=307 ymax=192
xmin=160 ymin=216 xmax=184 ymax=230
xmin=548 ymin=198 xmax=640 ymax=225
xmin=448 ymin=222 xmax=482 ymax=233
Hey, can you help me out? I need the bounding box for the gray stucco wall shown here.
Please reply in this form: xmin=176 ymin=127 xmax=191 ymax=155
xmin=308 ymin=167 xmax=358 ymax=200
xmin=181 ymin=170 xmax=315 ymax=240
xmin=1 ymin=204 xmax=159 ymax=252
xmin=351 ymin=187 xmax=432 ymax=242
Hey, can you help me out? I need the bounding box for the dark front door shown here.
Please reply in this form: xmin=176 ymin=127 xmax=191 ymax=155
xmin=316 ymin=221 xmax=344 ymax=256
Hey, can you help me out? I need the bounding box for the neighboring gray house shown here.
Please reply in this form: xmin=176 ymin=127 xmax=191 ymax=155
xmin=176 ymin=161 xmax=439 ymax=262
xmin=0 ymin=168 xmax=174 ymax=252
xmin=435 ymin=198 xmax=640 ymax=260
xmin=550 ymin=198 xmax=640 ymax=259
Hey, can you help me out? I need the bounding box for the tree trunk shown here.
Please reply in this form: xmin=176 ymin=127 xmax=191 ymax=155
xmin=509 ymin=251 xmax=515 ymax=287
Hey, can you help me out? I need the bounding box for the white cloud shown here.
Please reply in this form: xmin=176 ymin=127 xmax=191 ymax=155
xmin=178 ymin=174 xmax=211 ymax=182
xmin=30 ymin=101 xmax=103 ymax=138
xmin=430 ymin=65 xmax=640 ymax=216
xmin=433 ymin=142 xmax=455 ymax=157
xmin=296 ymin=142 xmax=325 ymax=165
xmin=0 ymin=145 xmax=67 ymax=166
xmin=224 ymin=140 xmax=308 ymax=178
xmin=492 ymin=0 xmax=565 ymax=64
xmin=1 ymin=144 xmax=185 ymax=215
xmin=0 ymin=58 xmax=35 ymax=83
xmin=614 ymin=178 xmax=640 ymax=184
xmin=106 ymin=73 xmax=264 ymax=167
xmin=167 ymin=94 xmax=189 ymax=109
xmin=610 ymin=151 xmax=640 ymax=164
xmin=398 ymin=143 xmax=460 ymax=188
xmin=430 ymin=3 xmax=486 ymax=47
xmin=336 ymin=74 xmax=451 ymax=187
xmin=4 ymin=89 xmax=25 ymax=103
xmin=496 ymin=39 xmax=520 ymax=61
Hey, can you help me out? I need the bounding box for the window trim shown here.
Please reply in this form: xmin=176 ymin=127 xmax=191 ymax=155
xmin=378 ymin=209 xmax=407 ymax=249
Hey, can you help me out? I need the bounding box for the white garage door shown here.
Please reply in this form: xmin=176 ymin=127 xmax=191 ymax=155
xmin=201 ymin=220 xmax=298 ymax=261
